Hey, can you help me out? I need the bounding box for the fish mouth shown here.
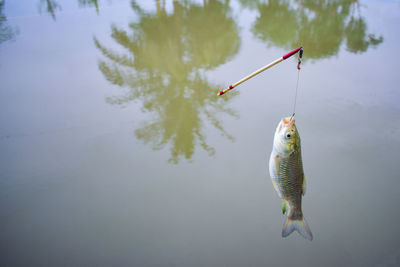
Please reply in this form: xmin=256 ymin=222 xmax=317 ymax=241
xmin=283 ymin=116 xmax=295 ymax=128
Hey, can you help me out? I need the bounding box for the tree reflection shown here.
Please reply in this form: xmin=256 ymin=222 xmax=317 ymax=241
xmin=39 ymin=0 xmax=99 ymax=20
xmin=78 ymin=0 xmax=99 ymax=13
xmin=95 ymin=0 xmax=240 ymax=163
xmin=38 ymin=0 xmax=61 ymax=20
xmin=240 ymin=0 xmax=383 ymax=59
xmin=0 ymin=0 xmax=18 ymax=44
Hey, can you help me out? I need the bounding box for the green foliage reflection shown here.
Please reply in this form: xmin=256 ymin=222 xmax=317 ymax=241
xmin=95 ymin=0 xmax=240 ymax=163
xmin=78 ymin=0 xmax=99 ymax=12
xmin=38 ymin=0 xmax=99 ymax=20
xmin=0 ymin=0 xmax=17 ymax=44
xmin=240 ymin=0 xmax=383 ymax=59
xmin=38 ymin=0 xmax=61 ymax=20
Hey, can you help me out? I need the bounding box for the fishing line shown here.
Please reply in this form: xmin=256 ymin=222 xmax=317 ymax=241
xmin=291 ymin=47 xmax=303 ymax=119
xmin=292 ymin=68 xmax=300 ymax=117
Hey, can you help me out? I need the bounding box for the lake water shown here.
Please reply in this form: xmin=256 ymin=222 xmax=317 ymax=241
xmin=1 ymin=0 xmax=400 ymax=266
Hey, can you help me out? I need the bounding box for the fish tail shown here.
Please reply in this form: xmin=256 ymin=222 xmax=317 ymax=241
xmin=282 ymin=215 xmax=313 ymax=241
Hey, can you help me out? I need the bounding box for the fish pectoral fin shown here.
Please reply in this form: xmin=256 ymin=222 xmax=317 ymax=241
xmin=282 ymin=199 xmax=288 ymax=215
xmin=302 ymin=175 xmax=306 ymax=196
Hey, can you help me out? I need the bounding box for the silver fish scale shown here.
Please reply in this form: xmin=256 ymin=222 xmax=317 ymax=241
xmin=276 ymin=148 xmax=304 ymax=219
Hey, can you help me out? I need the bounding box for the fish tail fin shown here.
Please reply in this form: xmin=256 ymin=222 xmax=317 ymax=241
xmin=282 ymin=216 xmax=313 ymax=241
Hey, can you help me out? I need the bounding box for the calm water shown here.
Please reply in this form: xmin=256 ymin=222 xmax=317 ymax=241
xmin=1 ymin=0 xmax=400 ymax=266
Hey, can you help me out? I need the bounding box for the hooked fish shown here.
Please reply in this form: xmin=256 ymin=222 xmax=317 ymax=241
xmin=269 ymin=116 xmax=313 ymax=240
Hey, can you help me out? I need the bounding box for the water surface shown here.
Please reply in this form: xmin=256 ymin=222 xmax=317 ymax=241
xmin=1 ymin=0 xmax=400 ymax=266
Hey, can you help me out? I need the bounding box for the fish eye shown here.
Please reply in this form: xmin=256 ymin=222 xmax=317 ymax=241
xmin=286 ymin=133 xmax=291 ymax=139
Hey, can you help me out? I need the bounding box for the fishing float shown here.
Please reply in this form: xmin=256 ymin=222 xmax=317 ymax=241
xmin=217 ymin=47 xmax=303 ymax=96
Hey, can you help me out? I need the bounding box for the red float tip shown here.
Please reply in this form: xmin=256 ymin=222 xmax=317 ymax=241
xmin=282 ymin=47 xmax=302 ymax=60
xmin=218 ymin=90 xmax=225 ymax=96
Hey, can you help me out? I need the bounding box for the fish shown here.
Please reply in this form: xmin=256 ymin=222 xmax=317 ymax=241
xmin=268 ymin=116 xmax=313 ymax=241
